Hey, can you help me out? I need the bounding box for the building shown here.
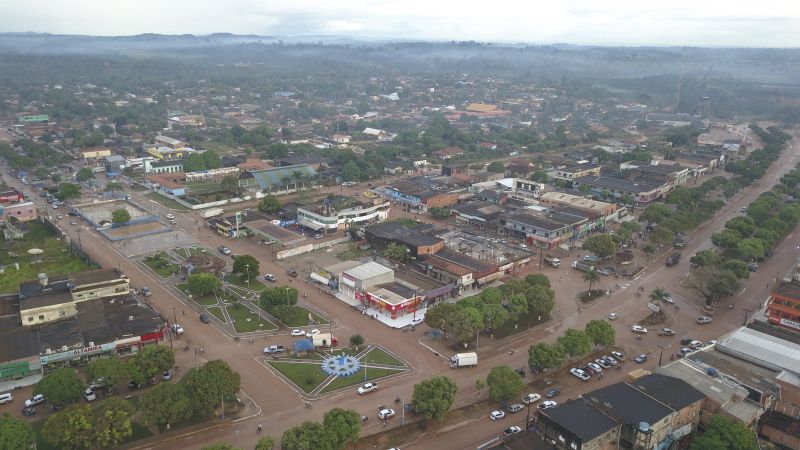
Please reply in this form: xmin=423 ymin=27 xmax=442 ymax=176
xmin=144 ymin=158 xmax=184 ymax=174
xmin=19 ymin=271 xmax=131 ymax=327
xmin=441 ymin=162 xmax=469 ymax=177
xmin=297 ymin=197 xmax=391 ymax=232
xmin=380 ymin=179 xmax=460 ymax=212
xmin=274 ymin=156 xmax=330 ymax=171
xmin=539 ymin=192 xmax=620 ymax=223
xmin=80 ymin=147 xmax=112 ymax=162
xmin=147 ymin=174 xmax=187 ymax=196
xmin=238 ymin=164 xmax=317 ymax=192
xmin=332 ymin=134 xmax=351 ymax=144
xmin=766 ymin=280 xmax=800 ymax=332
xmin=645 ymin=113 xmax=705 ymax=129
xmin=0 ymin=201 xmax=37 ymax=222
xmin=0 ymin=189 xmax=24 ymax=204
xmin=536 ymin=374 xmax=704 ymax=450
xmin=451 ymin=202 xmax=504 ymax=228
xmin=432 ymin=147 xmax=464 ymax=160
xmin=359 ymin=282 xmax=422 ymax=320
xmin=554 ymin=163 xmax=602 ymax=184
xmin=501 ymin=208 xmax=589 ymax=249
xmin=573 ymin=175 xmax=668 ymax=205
xmin=17 ymin=114 xmax=49 ymax=123
xmin=364 ymin=222 xmax=445 ymax=257
xmin=621 ymin=160 xmax=691 ymax=188
xmin=154 ymin=135 xmax=186 ymax=149
xmin=339 ymin=262 xmax=394 ymax=299
xmin=167 ymin=115 xmax=205 ymax=129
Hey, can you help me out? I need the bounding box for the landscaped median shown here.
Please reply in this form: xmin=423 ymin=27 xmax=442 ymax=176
xmin=226 ymin=302 xmax=276 ymax=332
xmin=265 ymin=345 xmax=410 ymax=397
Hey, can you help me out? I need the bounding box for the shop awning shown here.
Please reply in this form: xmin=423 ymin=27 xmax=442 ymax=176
xmin=309 ymin=272 xmax=330 ymax=285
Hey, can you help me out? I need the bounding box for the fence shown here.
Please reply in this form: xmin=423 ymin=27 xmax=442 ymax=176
xmin=275 ymin=236 xmax=351 ymax=260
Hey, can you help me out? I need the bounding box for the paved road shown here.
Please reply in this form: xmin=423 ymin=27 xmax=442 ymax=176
xmin=2 ymin=127 xmax=797 ymax=449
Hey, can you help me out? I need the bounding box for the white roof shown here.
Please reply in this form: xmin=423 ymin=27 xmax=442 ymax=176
xmin=717 ymin=327 xmax=800 ymax=375
xmin=363 ymin=128 xmax=384 ymax=136
xmin=343 ymin=261 xmax=393 ymax=281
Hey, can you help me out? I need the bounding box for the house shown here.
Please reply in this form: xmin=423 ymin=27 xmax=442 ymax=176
xmin=80 ymin=147 xmax=112 ymax=162
xmin=147 ymin=174 xmax=186 ymax=196
xmin=144 ymin=158 xmax=184 ymax=174
xmin=766 ymin=280 xmax=800 ymax=332
xmin=332 ymin=134 xmax=351 ymax=144
xmin=432 ymin=147 xmax=464 ymax=160
xmin=103 ymin=155 xmax=127 ymax=176
xmin=364 ymin=221 xmax=445 ymax=257
xmin=441 ymin=162 xmax=469 ymax=177
xmin=362 ymin=128 xmax=395 ymax=141
xmin=554 ymin=163 xmax=602 ymax=185
xmin=0 ymin=189 xmax=24 ymax=204
xmin=471 ymin=171 xmax=504 ymax=184
xmin=476 ymin=189 xmax=507 ymax=204
xmin=384 ymin=160 xmax=406 ymax=175
xmin=154 ymin=135 xmax=186 ymax=149
xmin=0 ymin=201 xmax=37 ymax=222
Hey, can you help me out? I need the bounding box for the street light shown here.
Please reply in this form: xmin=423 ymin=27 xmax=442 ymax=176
xmin=245 ymin=264 xmax=250 ymax=288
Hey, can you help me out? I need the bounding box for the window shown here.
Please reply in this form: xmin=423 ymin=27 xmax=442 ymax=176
xmin=27 ymin=316 xmax=34 ymax=322
xmin=59 ymin=310 xmax=66 ymax=317
xmin=38 ymin=315 xmax=45 ymax=320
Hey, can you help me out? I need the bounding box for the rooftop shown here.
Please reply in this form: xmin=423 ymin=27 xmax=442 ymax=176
xmin=365 ymin=221 xmax=444 ymax=249
xmin=629 ymin=373 xmax=706 ymax=411
xmin=240 ymin=164 xmax=317 ymax=190
xmin=504 ymin=209 xmax=587 ymax=231
xmin=434 ymin=248 xmax=496 ymax=273
xmin=423 ymin=254 xmax=472 ymax=276
xmin=73 ymin=270 xmax=125 ymax=287
xmin=586 ymin=382 xmax=673 ymax=426
xmin=343 ymin=262 xmax=394 ymax=281
xmin=574 ymin=175 xmax=665 ymax=193
xmin=716 ymin=325 xmax=800 ymax=375
xmin=541 ymin=399 xmax=619 ymax=442
xmin=772 ymin=280 xmax=800 ymax=301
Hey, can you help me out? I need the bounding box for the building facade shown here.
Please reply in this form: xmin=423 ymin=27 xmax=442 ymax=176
xmin=297 ymin=200 xmax=391 ymax=232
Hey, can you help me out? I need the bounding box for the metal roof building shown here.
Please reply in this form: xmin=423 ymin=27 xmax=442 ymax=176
xmin=238 ymin=164 xmax=317 ymax=191
xmin=716 ymin=326 xmax=800 ymax=375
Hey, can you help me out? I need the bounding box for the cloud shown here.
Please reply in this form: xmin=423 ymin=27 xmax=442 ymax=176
xmin=0 ymin=0 xmax=798 ymax=47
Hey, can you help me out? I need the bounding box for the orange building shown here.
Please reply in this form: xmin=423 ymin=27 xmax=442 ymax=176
xmin=766 ymin=281 xmax=800 ymax=332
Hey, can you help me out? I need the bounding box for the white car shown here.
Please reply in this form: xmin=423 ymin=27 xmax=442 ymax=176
xmin=522 ymin=393 xmax=541 ymax=405
xmin=507 ymin=403 xmax=523 ymax=413
xmin=290 ymin=329 xmax=304 ymax=336
xmin=489 ymin=410 xmax=506 ymax=420
xmin=165 ymin=214 xmax=175 ymax=220
xmin=84 ymin=388 xmax=96 ymax=402
xmin=588 ymin=362 xmax=603 ymax=373
xmin=696 ymin=316 xmax=713 ymax=325
xmin=538 ymin=400 xmax=557 ymax=410
xmin=662 ymin=295 xmax=675 ymax=304
xmin=570 ymin=368 xmax=590 ymax=381
xmin=608 ymin=312 xmax=620 ymax=320
xmin=306 ymin=329 xmax=320 ymax=337
xmin=611 ymin=351 xmax=625 ymax=361
xmin=504 ymin=426 xmax=522 ymax=436
xmin=632 ymin=325 xmax=648 ymax=334
xmin=25 ymin=394 xmax=45 ymax=407
xmin=706 ymin=340 xmax=718 ymax=347
xmin=357 ymin=382 xmax=378 ymax=395
xmin=171 ymin=323 xmax=184 ymax=335
xmin=378 ymin=408 xmax=395 ymax=420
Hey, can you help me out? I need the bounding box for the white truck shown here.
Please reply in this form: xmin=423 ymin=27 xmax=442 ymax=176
xmin=544 ymin=255 xmax=560 ymax=268
xmin=449 ymin=352 xmax=478 ymax=368
xmin=201 ymin=207 xmax=224 ymax=218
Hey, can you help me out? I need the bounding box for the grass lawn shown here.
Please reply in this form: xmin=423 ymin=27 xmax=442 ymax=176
xmin=227 ymin=303 xmax=276 ymax=332
xmin=268 ymin=361 xmax=328 ymax=393
xmin=493 ymin=312 xmax=549 ymax=339
xmin=362 ymin=347 xmax=405 ymax=367
xmin=224 ymin=272 xmax=267 ymax=292
xmin=201 ymin=141 xmax=239 ymax=155
xmin=145 ymin=191 xmax=190 ymax=211
xmin=171 ymin=247 xmax=191 ymax=260
xmin=142 ymin=252 xmax=181 ymax=278
xmin=0 ymin=222 xmax=93 ymax=293
xmin=320 ymin=367 xmax=405 ymax=394
xmin=207 ymin=306 xmax=226 ymax=323
xmin=176 ymin=284 xmax=232 ymax=306
xmin=266 ymin=305 xmax=329 ymax=327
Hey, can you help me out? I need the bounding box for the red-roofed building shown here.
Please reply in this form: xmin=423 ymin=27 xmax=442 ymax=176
xmin=432 ymin=147 xmax=464 ymax=160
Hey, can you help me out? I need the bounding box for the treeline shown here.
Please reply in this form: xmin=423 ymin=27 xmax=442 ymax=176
xmin=528 ymin=321 xmax=616 ymax=371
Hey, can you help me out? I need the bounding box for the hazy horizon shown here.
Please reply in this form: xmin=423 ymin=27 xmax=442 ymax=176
xmin=1 ymin=0 xmax=799 ymax=48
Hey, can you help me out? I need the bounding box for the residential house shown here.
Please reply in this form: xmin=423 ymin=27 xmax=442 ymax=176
xmin=432 ymin=147 xmax=464 ymax=160
xmin=332 ymin=134 xmax=351 ymax=144
xmin=0 ymin=201 xmax=37 ymax=222
xmin=362 ymin=128 xmax=395 ymax=141
xmin=476 ymin=189 xmax=508 ymax=204
xmin=441 ymin=162 xmax=469 ymax=177
xmin=554 ymin=163 xmax=602 ymax=185
xmin=80 ymin=147 xmax=112 ymax=162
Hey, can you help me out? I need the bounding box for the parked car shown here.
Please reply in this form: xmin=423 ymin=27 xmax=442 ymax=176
xmin=747 ymin=262 xmax=758 ymax=272
xmin=634 ymin=354 xmax=648 ymax=364
xmin=171 ymin=323 xmax=184 ymax=335
xmin=741 ymin=206 xmax=748 ymax=212
xmin=631 ymin=325 xmax=648 ymax=334
xmin=314 ymin=234 xmax=324 ymax=240
xmin=489 ymin=410 xmax=506 ymax=420
xmin=689 ymin=340 xmax=704 ymax=349
xmin=538 ymin=401 xmax=558 ymax=410
xmin=507 ymin=403 xmax=524 ymax=413
xmin=128 ymin=381 xmax=141 ymax=390
xmin=611 ymin=351 xmax=625 ymax=361
xmin=504 ymin=426 xmax=522 ymax=436
xmin=306 ymin=329 xmax=320 ymax=337
xmin=602 ymin=356 xmax=618 ymax=366
xmin=199 ymin=314 xmax=211 ymax=324
xmin=608 ymin=312 xmax=620 ymax=320
xmin=662 ymin=295 xmax=675 ymax=304
xmin=666 ymin=253 xmax=681 ymax=267
xmin=570 ymin=368 xmax=590 ymax=381
xmin=24 ymin=394 xmax=45 ymax=407
xmin=588 ymin=362 xmax=603 ymax=373
xmin=378 ymin=408 xmax=396 ymax=420
xmin=287 ymin=269 xmax=299 ymax=277
xmin=658 ymin=328 xmax=676 ymax=336
xmin=162 ymin=370 xmax=172 ymax=381
xmin=696 ymin=316 xmax=713 ymax=325
xmin=545 ymin=387 xmax=561 ymax=399
xmin=21 ymin=406 xmax=37 ymax=416
xmin=84 ymin=388 xmax=96 ymax=402
xmin=680 ymin=338 xmax=694 ymax=346
xmin=679 ymin=347 xmax=694 ymax=356
xmin=290 ymin=329 xmax=305 ymax=336
xmin=217 ymin=245 xmax=231 ymax=255
xmin=264 ymin=345 xmax=285 ymax=354
xmin=357 ymin=382 xmax=378 ymax=395
xmin=522 ymin=393 xmax=541 ymax=405
xmin=673 ymin=239 xmax=687 ymax=248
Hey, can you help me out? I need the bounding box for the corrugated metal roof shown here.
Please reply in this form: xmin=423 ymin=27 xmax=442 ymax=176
xmin=245 ymin=164 xmax=317 ymax=190
xmin=343 ymin=261 xmax=393 ymax=281
xmin=717 ymin=327 xmax=800 ymax=375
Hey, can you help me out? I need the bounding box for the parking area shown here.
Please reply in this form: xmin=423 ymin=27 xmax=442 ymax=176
xmin=243 ymin=219 xmax=306 ymax=245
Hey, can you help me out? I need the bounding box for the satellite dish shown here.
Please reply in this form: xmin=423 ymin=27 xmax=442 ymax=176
xmin=28 ymin=248 xmax=44 ymax=255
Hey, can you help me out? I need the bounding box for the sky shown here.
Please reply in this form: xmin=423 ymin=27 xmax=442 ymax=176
xmin=1 ymin=0 xmax=799 ymax=47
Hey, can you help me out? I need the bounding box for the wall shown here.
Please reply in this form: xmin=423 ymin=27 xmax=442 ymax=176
xmin=275 ymin=236 xmax=351 ymax=260
xmin=21 ymin=303 xmax=78 ymax=327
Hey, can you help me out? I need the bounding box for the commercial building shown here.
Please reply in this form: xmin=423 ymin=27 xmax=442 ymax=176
xmin=80 ymin=147 xmax=112 ymax=161
xmin=380 ymin=178 xmax=460 ymax=212
xmin=553 ymin=163 xmax=602 ymax=184
xmin=238 ymin=164 xmax=317 ymax=192
xmin=364 ymin=221 xmax=445 ymax=257
xmin=451 ymin=201 xmax=504 ymax=228
xmin=501 ymin=208 xmax=589 ymax=250
xmin=766 ymin=280 xmax=800 ymax=332
xmin=620 ymin=160 xmax=691 ymax=188
xmin=339 ymin=262 xmax=395 ymax=298
xmin=573 ymin=175 xmax=668 ymax=205
xmin=538 ymin=192 xmax=620 ymax=223
xmin=0 ymin=201 xmax=37 ymax=222
xmin=296 ymin=197 xmax=391 ymax=232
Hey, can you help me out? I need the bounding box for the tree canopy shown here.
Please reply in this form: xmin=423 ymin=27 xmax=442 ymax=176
xmin=232 ymin=255 xmax=260 ymax=281
xmin=131 ymin=344 xmax=175 ymax=382
xmin=0 ymin=415 xmax=34 ymax=450
xmin=486 ymin=365 xmax=525 ymax=403
xmin=187 ymin=273 xmax=223 ymax=296
xmin=689 ymin=414 xmax=758 ymax=450
xmin=411 ymin=376 xmax=458 ymax=421
xmin=35 ymin=367 xmax=84 ymax=408
xmin=111 ymin=208 xmax=131 ymax=224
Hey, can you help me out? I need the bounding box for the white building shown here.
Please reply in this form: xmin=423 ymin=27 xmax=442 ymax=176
xmin=297 ymin=199 xmax=391 ymax=232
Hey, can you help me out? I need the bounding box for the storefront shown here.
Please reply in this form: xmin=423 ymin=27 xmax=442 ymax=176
xmin=362 ymin=289 xmax=423 ymax=320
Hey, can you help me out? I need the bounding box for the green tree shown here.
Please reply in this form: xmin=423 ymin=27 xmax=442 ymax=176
xmin=528 ymin=342 xmax=567 ymax=371
xmin=507 ymin=293 xmax=529 ymax=322
xmin=232 ymin=255 xmax=259 ymax=282
xmin=202 ymin=150 xmax=221 ymax=170
xmin=0 ymin=415 xmax=34 ymax=450
xmin=449 ymin=306 xmax=484 ymax=344
xmin=486 ymin=365 xmax=526 ymax=403
xmin=57 ymin=182 xmax=81 ymax=200
xmin=691 ymin=250 xmax=721 ymax=268
xmin=475 ymin=379 xmax=486 ymax=396
xmin=42 ymin=404 xmax=93 ymax=450
xmin=342 ymin=161 xmax=361 ymax=182
xmin=582 ymin=234 xmax=617 ymax=258
xmin=281 ymin=421 xmax=333 ymax=450
xmin=76 ymin=167 xmax=94 ymax=182
xmin=650 ymin=227 xmax=675 ymax=247
xmin=183 ymin=153 xmax=207 ymax=172
xmin=322 ymin=408 xmax=360 ymax=448
xmin=480 ymin=303 xmax=509 ymax=333
xmin=187 ymin=273 xmax=223 ymax=296
xmin=139 ymin=382 xmax=193 ymax=428
xmin=411 ymin=376 xmax=458 ymax=421
xmin=200 ymin=444 xmax=239 ymax=450
xmin=423 ymin=302 xmax=458 ymax=333
xmin=220 ymin=175 xmax=239 ymax=194
xmin=721 ymin=259 xmax=750 ymax=279
xmin=35 ymin=367 xmax=84 ymax=408
xmin=86 ymin=357 xmax=130 ymax=393
xmin=132 ymin=345 xmax=175 ymax=382
xmin=711 ymin=229 xmax=742 ymax=250
xmin=255 ymin=436 xmax=276 ymax=450
xmin=111 ymin=208 xmax=131 ymax=224
xmin=530 ymin=171 xmax=548 ymax=183
xmin=382 ymin=242 xmax=410 ymax=261
xmin=486 ymin=161 xmax=505 ymax=173
xmin=526 ymin=285 xmax=555 ymax=319
xmin=259 ymin=286 xmax=298 ymax=309
xmin=584 ymin=320 xmax=616 ymax=348
xmin=724 ymin=216 xmax=756 ymax=237
xmin=648 ymin=288 xmax=670 ymax=306
xmin=269 ymin=304 xmax=296 ymax=324
xmin=104 ymin=181 xmax=123 ymax=193
xmin=428 ymin=207 xmax=452 ymax=219
xmin=583 ymin=269 xmax=600 ymax=293
xmin=349 ymin=334 xmax=364 ymax=350
xmin=524 ymin=273 xmax=551 ymax=288
xmin=737 ymin=238 xmax=765 ymax=260
xmin=184 ymin=360 xmax=241 ymax=414
xmin=258 ymin=194 xmax=282 ymax=214
xmin=689 ymin=414 xmax=758 ymax=450
xmin=557 ymin=329 xmax=593 ymax=357
xmin=92 ymin=397 xmax=134 ymax=447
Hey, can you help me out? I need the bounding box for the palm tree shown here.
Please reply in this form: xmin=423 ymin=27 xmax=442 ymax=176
xmin=583 ymin=269 xmax=600 ymax=293
xmin=649 ymin=287 xmax=670 ymax=305
xmin=280 ymin=175 xmax=293 ymax=192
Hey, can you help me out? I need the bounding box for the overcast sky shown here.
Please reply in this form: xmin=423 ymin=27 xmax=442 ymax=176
xmin=1 ymin=0 xmax=799 ymax=47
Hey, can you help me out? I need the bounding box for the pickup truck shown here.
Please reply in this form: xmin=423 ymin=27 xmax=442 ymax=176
xmin=544 ymin=255 xmax=560 ymax=268
xmin=357 ymin=382 xmax=378 ymax=395
xmin=263 ymin=345 xmax=285 ymax=355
